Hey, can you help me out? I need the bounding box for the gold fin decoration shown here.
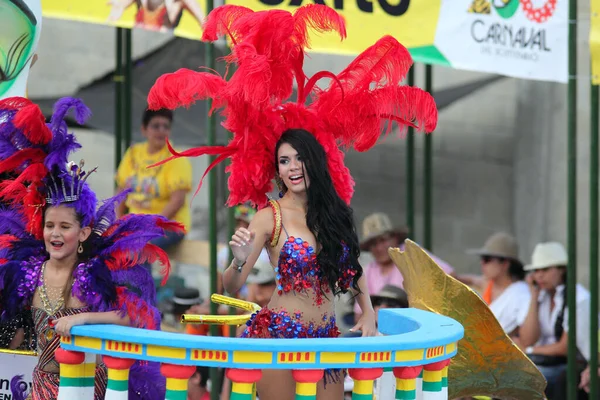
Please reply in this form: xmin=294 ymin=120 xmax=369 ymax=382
xmin=389 ymin=240 xmax=547 ymax=399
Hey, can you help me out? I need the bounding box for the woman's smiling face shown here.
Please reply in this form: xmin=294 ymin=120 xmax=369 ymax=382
xmin=277 ymin=142 xmax=310 ymax=194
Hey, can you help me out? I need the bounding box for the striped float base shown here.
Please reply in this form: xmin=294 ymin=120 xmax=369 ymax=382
xmin=395 ymin=377 xmax=417 ymax=399
xmin=165 ymin=377 xmax=189 ymax=400
xmin=352 ymin=379 xmax=374 ymax=400
xmin=106 ymin=367 xmax=129 ymax=399
xmin=231 ymin=382 xmax=254 ymax=400
xmin=295 ymin=381 xmax=317 ymax=400
xmin=395 ymin=389 xmax=416 ymax=399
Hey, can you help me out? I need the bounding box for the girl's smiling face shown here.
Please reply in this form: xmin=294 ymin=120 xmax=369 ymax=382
xmin=43 ymin=205 xmax=90 ymax=262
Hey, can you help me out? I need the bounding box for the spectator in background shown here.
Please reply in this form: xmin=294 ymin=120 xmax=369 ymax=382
xmin=187 ymin=366 xmax=211 ymax=400
xmin=353 ymin=213 xmax=454 ymax=323
xmin=115 ymin=108 xmax=192 ymax=261
xmin=519 ymin=242 xmax=592 ymax=400
xmin=457 ymin=232 xmax=530 ymax=340
xmin=346 ymin=284 xmax=408 ymax=338
xmin=245 ymin=258 xmax=277 ymax=309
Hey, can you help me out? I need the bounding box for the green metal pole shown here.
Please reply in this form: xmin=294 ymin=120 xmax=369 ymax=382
xmin=124 ymin=29 xmax=133 ymax=150
xmin=589 ymin=81 xmax=599 ymax=400
xmin=205 ymin=2 xmax=219 ymax=399
xmin=227 ymin=131 xmax=236 ymax=338
xmin=406 ymin=67 xmax=415 ymax=239
xmin=566 ymin=0 xmax=578 ymax=398
xmin=227 ymin=203 xmax=236 ymax=338
xmin=114 ymin=28 xmax=124 ymax=171
xmin=423 ymin=64 xmax=433 ymax=250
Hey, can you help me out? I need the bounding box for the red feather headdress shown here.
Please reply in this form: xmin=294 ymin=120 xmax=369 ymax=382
xmin=148 ymin=4 xmax=438 ymax=207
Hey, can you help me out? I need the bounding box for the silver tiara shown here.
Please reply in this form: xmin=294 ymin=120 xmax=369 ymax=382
xmin=46 ymin=159 xmax=97 ymax=203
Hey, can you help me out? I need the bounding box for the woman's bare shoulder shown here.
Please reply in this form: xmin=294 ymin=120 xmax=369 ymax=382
xmin=249 ymin=206 xmax=275 ymax=233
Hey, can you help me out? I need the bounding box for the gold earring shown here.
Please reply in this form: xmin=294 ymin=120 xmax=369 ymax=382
xmin=78 ymin=242 xmax=83 ymax=254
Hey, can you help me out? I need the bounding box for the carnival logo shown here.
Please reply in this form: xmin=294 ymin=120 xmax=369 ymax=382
xmin=468 ymin=0 xmax=557 ymax=23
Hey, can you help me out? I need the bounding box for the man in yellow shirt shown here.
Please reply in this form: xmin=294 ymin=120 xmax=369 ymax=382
xmin=115 ymin=108 xmax=192 ymax=258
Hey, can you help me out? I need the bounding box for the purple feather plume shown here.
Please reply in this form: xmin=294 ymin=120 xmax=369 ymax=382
xmin=50 ymin=97 xmax=92 ymax=131
xmin=0 ymin=208 xmax=27 ymax=236
xmin=93 ymin=190 xmax=131 ymax=235
xmin=129 ymin=361 xmax=166 ymax=400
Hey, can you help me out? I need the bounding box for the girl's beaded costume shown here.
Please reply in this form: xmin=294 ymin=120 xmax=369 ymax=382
xmin=0 ymin=97 xmax=183 ymax=399
xmin=147 ymin=2 xmax=437 ymax=385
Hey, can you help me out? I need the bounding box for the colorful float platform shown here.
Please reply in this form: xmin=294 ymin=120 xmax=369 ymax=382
xmin=56 ymin=307 xmax=464 ymax=400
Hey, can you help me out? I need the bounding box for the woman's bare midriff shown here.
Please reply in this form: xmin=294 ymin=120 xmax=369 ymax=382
xmin=266 ymin=289 xmax=336 ymax=325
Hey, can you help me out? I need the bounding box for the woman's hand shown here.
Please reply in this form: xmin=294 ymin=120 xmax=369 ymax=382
xmin=579 ymin=365 xmax=600 ymax=393
xmin=229 ymin=228 xmax=255 ymax=265
xmin=350 ymin=310 xmax=377 ymax=337
xmin=52 ymin=313 xmax=89 ymax=338
xmin=525 ymin=273 xmax=540 ymax=296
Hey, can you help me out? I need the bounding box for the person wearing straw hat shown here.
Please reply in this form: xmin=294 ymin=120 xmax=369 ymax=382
xmin=458 ymin=232 xmax=531 ymax=338
xmin=519 ymin=241 xmax=593 ymax=400
xmin=353 ymin=213 xmax=454 ymax=323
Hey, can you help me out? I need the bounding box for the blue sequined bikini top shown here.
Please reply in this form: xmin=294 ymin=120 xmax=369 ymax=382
xmin=273 ymin=224 xmax=357 ymax=305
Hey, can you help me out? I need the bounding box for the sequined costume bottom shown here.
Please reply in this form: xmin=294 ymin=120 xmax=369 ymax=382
xmin=30 ymin=307 xmax=107 ymax=400
xmin=241 ymin=307 xmax=344 ymax=384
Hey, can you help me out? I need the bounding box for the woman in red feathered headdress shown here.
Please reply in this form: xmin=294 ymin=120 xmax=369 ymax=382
xmin=148 ymin=4 xmax=437 ymax=399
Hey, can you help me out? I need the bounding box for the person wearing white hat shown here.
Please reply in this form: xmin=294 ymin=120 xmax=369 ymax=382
xmin=519 ymin=241 xmax=593 ymax=400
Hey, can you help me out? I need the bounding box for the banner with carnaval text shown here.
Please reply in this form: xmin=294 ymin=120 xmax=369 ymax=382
xmin=592 ymin=0 xmax=600 ymax=85
xmin=40 ymin=0 xmax=206 ymax=40
xmin=0 ymin=352 xmax=37 ymax=399
xmin=38 ymin=0 xmax=568 ymax=83
xmin=225 ymin=0 xmax=568 ymax=83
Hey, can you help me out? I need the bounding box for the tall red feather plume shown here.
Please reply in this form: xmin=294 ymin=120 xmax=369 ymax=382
xmin=0 ymin=96 xmax=32 ymax=111
xmin=0 ymin=148 xmax=46 ymax=175
xmin=148 ymin=4 xmax=438 ymax=207
xmin=115 ymin=287 xmax=156 ymax=329
xmin=335 ymin=35 xmax=412 ymax=92
xmin=201 ymin=5 xmax=254 ymax=42
xmin=292 ymin=4 xmax=346 ymax=48
xmin=154 ymin=219 xmax=186 ymax=235
xmin=105 ymin=242 xmax=172 ymax=285
xmin=0 ymin=163 xmax=48 ymax=202
xmin=147 ymin=69 xmax=226 ymax=110
xmin=143 ymin=243 xmax=171 ymax=285
xmin=13 ymin=103 xmax=53 ymax=145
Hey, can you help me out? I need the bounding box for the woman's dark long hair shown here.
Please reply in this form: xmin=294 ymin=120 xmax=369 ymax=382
xmin=275 ymin=129 xmax=363 ymax=295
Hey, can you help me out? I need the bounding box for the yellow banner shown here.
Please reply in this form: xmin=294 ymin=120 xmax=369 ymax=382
xmin=41 ymin=0 xmax=205 ymax=40
xmin=592 ymin=0 xmax=600 ymax=84
xmin=224 ymin=0 xmax=441 ymax=56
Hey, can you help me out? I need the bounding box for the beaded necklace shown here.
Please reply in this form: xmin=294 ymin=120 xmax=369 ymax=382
xmin=38 ymin=261 xmax=73 ymax=316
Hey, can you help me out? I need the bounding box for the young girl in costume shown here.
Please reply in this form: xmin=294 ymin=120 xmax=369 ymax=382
xmin=0 ymin=96 xmax=182 ymax=400
xmin=147 ymin=4 xmax=438 ymax=399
